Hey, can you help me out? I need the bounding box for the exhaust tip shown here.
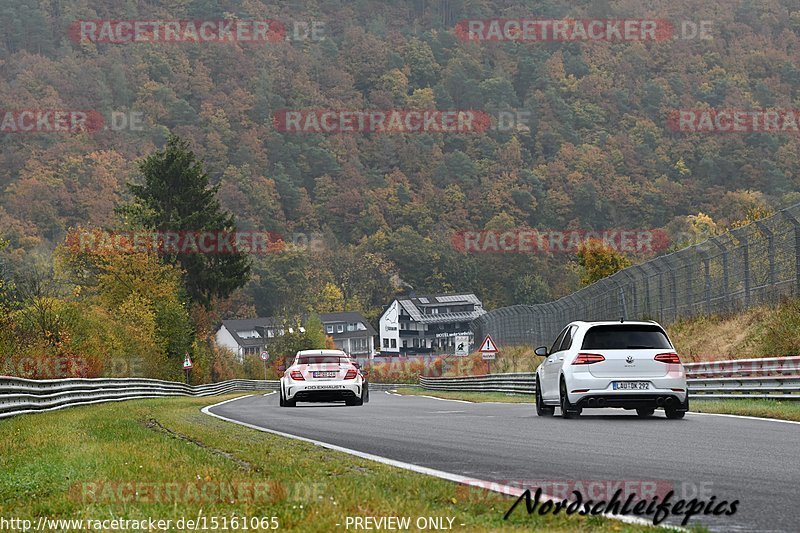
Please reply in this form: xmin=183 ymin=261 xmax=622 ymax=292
xmin=587 ymin=398 xmax=597 ymax=407
xmin=665 ymin=397 xmax=675 ymax=406
xmin=597 ymin=398 xmax=606 ymax=406
xmin=656 ymin=397 xmax=665 ymax=406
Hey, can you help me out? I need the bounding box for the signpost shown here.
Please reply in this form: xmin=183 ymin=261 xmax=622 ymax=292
xmin=454 ymin=335 xmax=470 ymax=356
xmin=478 ymin=335 xmax=499 ymax=374
xmin=183 ymin=353 xmax=193 ymax=384
xmin=260 ymin=350 xmax=270 ymax=381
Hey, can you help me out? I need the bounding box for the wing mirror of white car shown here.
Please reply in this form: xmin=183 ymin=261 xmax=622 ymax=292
xmin=534 ymin=346 xmax=549 ymax=357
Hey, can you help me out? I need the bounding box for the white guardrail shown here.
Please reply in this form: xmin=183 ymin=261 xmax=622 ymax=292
xmin=419 ymin=356 xmax=800 ymax=401
xmin=0 ymin=377 xmax=279 ymax=419
xmin=0 ymin=377 xmax=406 ymax=419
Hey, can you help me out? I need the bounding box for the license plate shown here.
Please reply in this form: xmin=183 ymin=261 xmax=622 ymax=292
xmin=613 ymin=381 xmax=650 ymax=390
xmin=312 ymin=371 xmax=337 ymax=378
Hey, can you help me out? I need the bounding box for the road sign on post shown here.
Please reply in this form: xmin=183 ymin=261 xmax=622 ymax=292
xmin=183 ymin=353 xmax=193 ymax=384
xmin=260 ymin=350 xmax=269 ymax=381
xmin=478 ymin=335 xmax=499 ymax=373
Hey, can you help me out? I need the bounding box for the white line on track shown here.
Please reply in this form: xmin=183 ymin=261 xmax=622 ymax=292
xmin=381 ymin=390 xmax=474 ymax=404
xmin=386 ymin=392 xmax=800 ymax=424
xmin=201 ymin=395 xmax=678 ymax=531
xmin=686 ymin=410 xmax=800 ymax=425
xmin=263 ymin=391 xmax=277 ymax=397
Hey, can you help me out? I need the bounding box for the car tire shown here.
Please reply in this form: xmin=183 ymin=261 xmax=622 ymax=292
xmin=536 ymin=377 xmax=554 ymax=416
xmin=279 ymin=388 xmax=286 ymax=407
xmin=665 ymin=393 xmax=688 ymax=419
xmin=636 ymin=408 xmax=655 ymax=418
xmin=559 ymin=378 xmax=581 ymax=419
xmin=347 ymin=385 xmax=365 ymax=406
xmin=363 ymin=382 xmax=370 ymax=404
xmin=281 ymin=389 xmax=296 ymax=407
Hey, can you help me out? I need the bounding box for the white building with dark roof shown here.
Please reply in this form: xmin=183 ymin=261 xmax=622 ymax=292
xmin=215 ymin=312 xmax=377 ymax=362
xmin=378 ymin=293 xmax=486 ymax=356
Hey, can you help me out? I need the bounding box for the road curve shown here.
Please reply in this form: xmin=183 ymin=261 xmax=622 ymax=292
xmin=207 ymin=392 xmax=799 ymax=532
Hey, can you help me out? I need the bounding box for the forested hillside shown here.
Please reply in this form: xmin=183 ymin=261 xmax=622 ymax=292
xmin=2 ymin=0 xmax=799 ymax=323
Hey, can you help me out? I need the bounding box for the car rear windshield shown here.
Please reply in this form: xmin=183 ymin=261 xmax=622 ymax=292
xmin=297 ymin=356 xmax=347 ymax=365
xmin=581 ymin=325 xmax=672 ymax=350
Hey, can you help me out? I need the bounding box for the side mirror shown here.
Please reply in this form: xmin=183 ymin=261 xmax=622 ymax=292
xmin=534 ymin=346 xmax=549 ymax=357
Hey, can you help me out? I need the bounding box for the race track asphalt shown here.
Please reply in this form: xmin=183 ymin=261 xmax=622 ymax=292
xmin=207 ymin=391 xmax=799 ymax=532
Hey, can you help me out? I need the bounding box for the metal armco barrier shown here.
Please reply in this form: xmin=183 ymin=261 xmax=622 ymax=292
xmin=0 ymin=377 xmax=280 ymax=419
xmin=419 ymin=357 xmax=800 ymax=401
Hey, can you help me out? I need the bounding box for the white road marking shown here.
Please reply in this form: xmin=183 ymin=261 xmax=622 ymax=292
xmin=686 ymin=410 xmax=800 ymax=425
xmin=263 ymin=391 xmax=277 ymax=397
xmin=201 ymin=395 xmax=678 ymax=531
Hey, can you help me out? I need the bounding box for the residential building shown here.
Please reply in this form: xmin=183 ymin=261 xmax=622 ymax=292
xmin=378 ymin=293 xmax=486 ymax=356
xmin=215 ymin=312 xmax=377 ymax=362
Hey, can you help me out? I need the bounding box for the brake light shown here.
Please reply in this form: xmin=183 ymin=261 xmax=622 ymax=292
xmin=572 ymin=353 xmax=605 ymax=365
xmin=344 ymin=369 xmax=357 ymax=380
xmin=654 ymin=353 xmax=681 ymax=364
xmin=290 ymin=370 xmax=304 ymax=380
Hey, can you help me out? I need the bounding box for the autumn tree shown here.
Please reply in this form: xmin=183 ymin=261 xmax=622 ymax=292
xmin=576 ymin=239 xmax=633 ymax=286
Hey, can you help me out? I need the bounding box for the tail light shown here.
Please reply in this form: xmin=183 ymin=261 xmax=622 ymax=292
xmin=572 ymin=353 xmax=605 ymax=365
xmin=290 ymin=370 xmax=304 ymax=380
xmin=654 ymin=353 xmax=681 ymax=364
xmin=344 ymin=368 xmax=358 ymax=380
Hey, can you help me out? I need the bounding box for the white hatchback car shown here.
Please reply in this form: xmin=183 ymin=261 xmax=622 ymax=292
xmin=534 ymin=321 xmax=688 ymax=419
xmin=279 ymin=349 xmax=369 ymax=407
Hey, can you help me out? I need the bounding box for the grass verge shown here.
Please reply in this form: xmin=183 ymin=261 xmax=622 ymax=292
xmin=0 ymin=394 xmax=667 ymax=532
xmin=690 ymin=398 xmax=800 ymax=422
xmin=393 ymin=388 xmax=800 ymax=422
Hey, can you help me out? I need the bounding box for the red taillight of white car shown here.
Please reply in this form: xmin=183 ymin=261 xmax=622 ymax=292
xmin=572 ymin=353 xmax=605 ymax=365
xmin=290 ymin=370 xmax=305 ymax=381
xmin=344 ymin=368 xmax=357 ymax=380
xmin=654 ymin=352 xmax=681 ymax=364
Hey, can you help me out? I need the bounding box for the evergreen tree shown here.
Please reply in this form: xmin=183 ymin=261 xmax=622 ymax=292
xmin=124 ymin=135 xmax=251 ymax=307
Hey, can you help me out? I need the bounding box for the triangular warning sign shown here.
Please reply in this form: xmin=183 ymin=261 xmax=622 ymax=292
xmin=478 ymin=335 xmax=498 ymax=353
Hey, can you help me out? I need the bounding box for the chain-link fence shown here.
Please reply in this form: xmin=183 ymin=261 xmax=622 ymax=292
xmin=471 ymin=203 xmax=800 ymax=349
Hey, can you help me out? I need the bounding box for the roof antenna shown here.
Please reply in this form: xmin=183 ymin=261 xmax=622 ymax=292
xmin=620 ymin=316 xmax=624 ymax=323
